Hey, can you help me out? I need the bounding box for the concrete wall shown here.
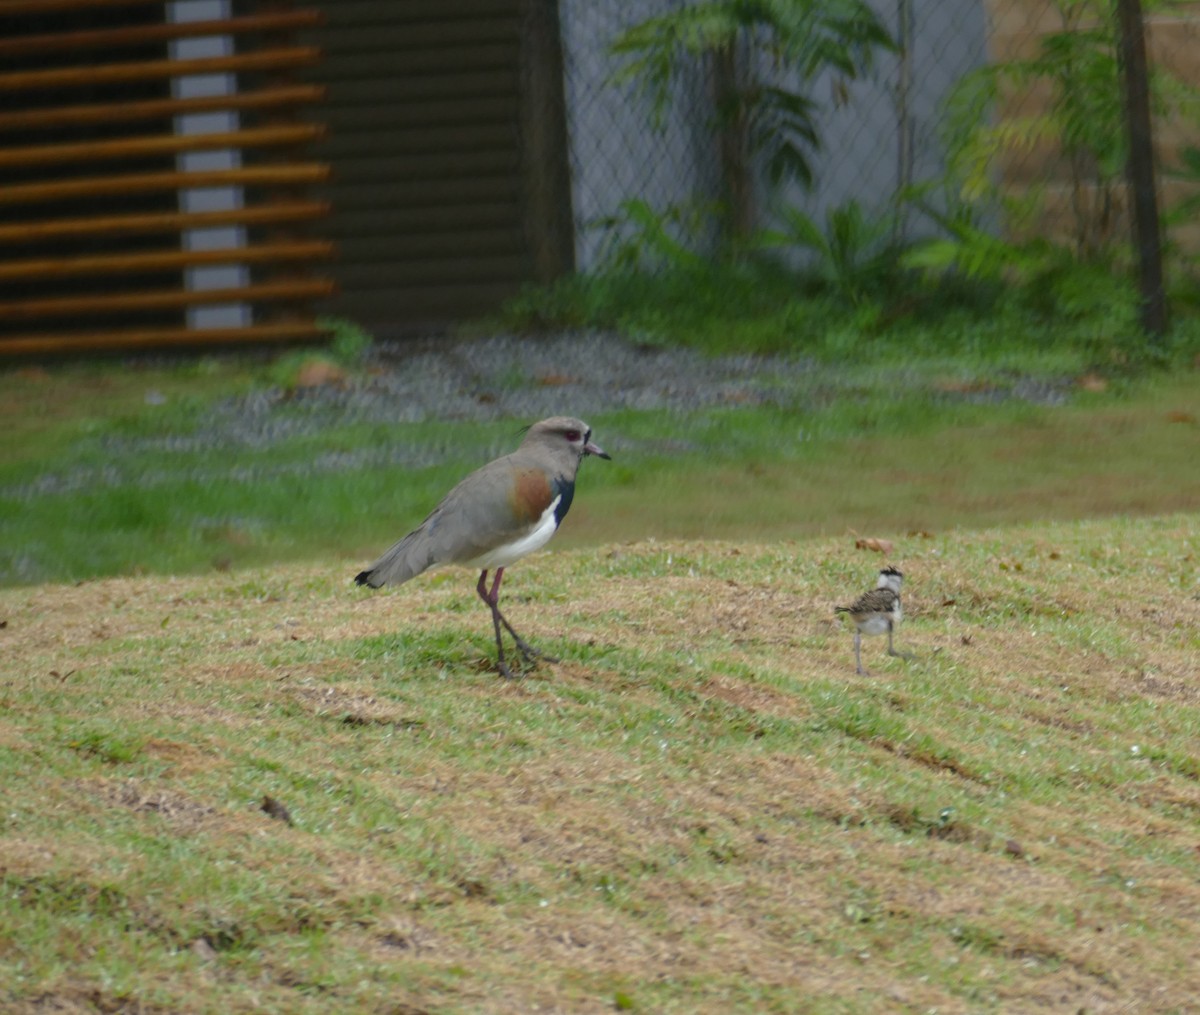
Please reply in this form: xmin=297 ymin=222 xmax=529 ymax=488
xmin=557 ymin=0 xmax=990 ymax=269
xmin=773 ymin=0 xmax=988 ymax=240
xmin=558 ymin=0 xmax=722 ymax=269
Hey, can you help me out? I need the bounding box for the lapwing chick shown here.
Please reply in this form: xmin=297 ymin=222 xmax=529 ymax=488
xmin=835 ymin=566 xmax=911 ymax=675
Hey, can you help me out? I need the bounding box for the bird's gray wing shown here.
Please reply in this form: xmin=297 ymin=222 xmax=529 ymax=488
xmin=856 ymin=588 xmax=898 ymax=613
xmin=356 ymin=453 xmax=553 ymax=587
xmin=839 ymin=587 xmax=898 ymax=615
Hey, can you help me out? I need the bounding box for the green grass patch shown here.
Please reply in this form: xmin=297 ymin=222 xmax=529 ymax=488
xmin=486 ymin=262 xmax=1200 ymax=366
xmin=4 ymin=337 xmax=1200 ymax=586
xmin=1 ymin=516 xmax=1198 ymax=1011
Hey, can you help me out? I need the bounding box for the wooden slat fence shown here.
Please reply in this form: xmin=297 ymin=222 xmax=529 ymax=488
xmin=0 ymin=0 xmax=333 ymax=356
xmin=300 ymin=0 xmax=574 ymax=332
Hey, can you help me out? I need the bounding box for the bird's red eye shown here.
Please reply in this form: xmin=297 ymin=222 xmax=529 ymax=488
xmin=564 ymin=430 xmax=581 ymax=442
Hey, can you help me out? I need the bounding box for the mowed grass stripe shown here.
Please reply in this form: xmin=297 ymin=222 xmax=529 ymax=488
xmin=1 ymin=516 xmax=1198 ymax=1011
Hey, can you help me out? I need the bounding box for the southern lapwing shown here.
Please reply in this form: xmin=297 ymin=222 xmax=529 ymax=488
xmin=355 ymin=417 xmax=610 ymax=678
xmin=835 ymin=566 xmax=911 ymax=675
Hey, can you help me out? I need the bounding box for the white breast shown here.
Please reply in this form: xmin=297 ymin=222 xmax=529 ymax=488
xmin=468 ymin=495 xmax=561 ymax=569
xmin=857 ymin=614 xmax=894 ymax=636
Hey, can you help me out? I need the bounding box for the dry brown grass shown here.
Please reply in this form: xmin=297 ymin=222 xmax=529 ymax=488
xmin=1 ymin=515 xmax=1198 ymax=1013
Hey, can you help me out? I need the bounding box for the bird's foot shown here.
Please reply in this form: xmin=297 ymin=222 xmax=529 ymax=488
xmin=496 ymin=612 xmax=557 ymax=665
xmin=493 ymin=643 xmax=549 ymax=679
xmin=514 ymin=637 xmax=557 ymax=664
xmin=888 ymin=649 xmax=915 ymax=661
xmin=495 ymin=657 xmax=520 ymax=680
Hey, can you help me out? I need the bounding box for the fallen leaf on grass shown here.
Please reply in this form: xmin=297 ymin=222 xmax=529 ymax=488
xmin=261 ymin=796 xmax=293 ymax=825
xmin=720 ymin=388 xmax=757 ymax=404
xmin=1077 ymin=373 xmax=1108 ymax=392
xmin=852 ymin=535 xmax=894 ymax=555
xmin=1166 ymin=410 xmax=1196 ymax=424
xmin=457 ymin=878 xmax=489 ymax=899
xmin=294 ymin=358 xmax=346 ymax=389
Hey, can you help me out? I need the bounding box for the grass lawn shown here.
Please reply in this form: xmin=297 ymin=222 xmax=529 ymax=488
xmin=2 ymin=352 xmax=1199 ymax=585
xmin=1 ymin=340 xmax=1198 ymax=1011
xmin=1 ymin=515 xmax=1198 ymax=1012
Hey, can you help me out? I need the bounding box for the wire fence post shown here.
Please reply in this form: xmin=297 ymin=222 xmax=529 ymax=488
xmin=1116 ymin=0 xmax=1168 ymax=341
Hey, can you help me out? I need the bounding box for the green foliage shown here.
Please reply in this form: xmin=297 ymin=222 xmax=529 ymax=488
xmin=901 ymin=169 xmax=1021 ymax=279
xmin=893 ymin=0 xmax=1200 ymax=334
xmin=1164 ymin=145 xmax=1200 ymax=296
xmin=591 ymin=198 xmax=714 ymax=272
xmin=902 ymin=181 xmax=1147 ymax=334
xmin=266 ymin=317 xmax=376 ymax=390
xmin=1022 ymin=258 xmax=1140 ymax=325
xmin=903 ymin=227 xmax=1027 ymax=286
xmin=610 ymin=0 xmax=894 ymax=202
xmin=494 ymin=261 xmax=810 ymax=354
xmin=493 ymin=245 xmax=1186 ymax=366
xmin=1166 ymin=146 xmax=1200 ymax=222
xmin=320 ymin=316 xmax=374 ymax=365
xmin=935 ymin=0 xmax=1198 ymax=263
xmin=755 ymin=200 xmax=905 ymax=304
xmin=590 ymin=0 xmax=1200 ymax=346
xmin=939 ymin=31 xmax=1123 ymax=255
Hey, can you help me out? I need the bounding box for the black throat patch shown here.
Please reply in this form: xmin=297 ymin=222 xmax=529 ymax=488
xmin=552 ymin=477 xmax=576 ymax=525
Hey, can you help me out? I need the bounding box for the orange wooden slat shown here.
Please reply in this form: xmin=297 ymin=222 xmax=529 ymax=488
xmin=0 ymin=279 xmax=336 ymax=320
xmin=0 ymin=10 xmax=324 ymax=59
xmin=0 ymin=164 xmax=331 ymax=207
xmin=0 ymin=85 xmax=326 ymax=133
xmin=0 ymin=201 xmax=331 ymax=245
xmin=0 ymin=47 xmax=321 ymax=94
xmin=0 ymin=322 xmax=330 ymax=357
xmin=0 ymin=124 xmax=324 ymax=170
xmin=0 ymin=241 xmax=334 ymax=283
xmin=0 ymin=0 xmax=164 ymax=14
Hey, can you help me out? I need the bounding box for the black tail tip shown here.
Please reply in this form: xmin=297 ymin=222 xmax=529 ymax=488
xmin=354 ymin=570 xmax=373 ymax=587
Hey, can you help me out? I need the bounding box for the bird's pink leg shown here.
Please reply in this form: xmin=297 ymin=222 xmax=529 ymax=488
xmin=478 ymin=567 xmax=555 ymax=668
xmin=476 ymin=569 xmax=514 ymax=679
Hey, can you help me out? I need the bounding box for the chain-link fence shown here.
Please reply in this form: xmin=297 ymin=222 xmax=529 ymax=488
xmin=553 ymin=0 xmax=1199 ymax=275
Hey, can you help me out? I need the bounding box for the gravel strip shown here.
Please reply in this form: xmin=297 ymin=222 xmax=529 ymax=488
xmin=113 ymin=330 xmax=1071 ymax=447
xmin=4 ymin=331 xmax=1072 ymax=502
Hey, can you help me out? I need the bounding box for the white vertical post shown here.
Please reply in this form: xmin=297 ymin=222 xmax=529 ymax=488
xmin=169 ymin=0 xmax=249 ymax=329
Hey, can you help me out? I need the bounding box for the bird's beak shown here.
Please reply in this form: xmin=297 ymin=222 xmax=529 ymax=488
xmin=584 ymin=440 xmax=611 ymax=460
